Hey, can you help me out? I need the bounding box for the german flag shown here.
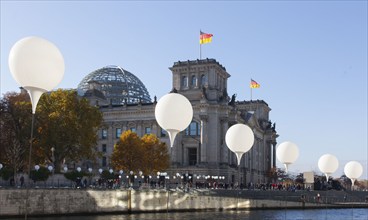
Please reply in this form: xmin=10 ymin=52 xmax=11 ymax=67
xmin=250 ymin=79 xmax=260 ymax=89
xmin=200 ymin=31 xmax=213 ymax=44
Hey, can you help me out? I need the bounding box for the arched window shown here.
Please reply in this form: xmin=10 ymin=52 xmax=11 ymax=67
xmin=191 ymin=75 xmax=197 ymax=87
xmin=185 ymin=121 xmax=201 ymax=136
xmin=182 ymin=76 xmax=188 ymax=88
xmin=200 ymin=74 xmax=207 ymax=86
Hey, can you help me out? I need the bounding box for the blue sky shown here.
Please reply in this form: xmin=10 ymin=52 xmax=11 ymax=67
xmin=1 ymin=1 xmax=367 ymax=179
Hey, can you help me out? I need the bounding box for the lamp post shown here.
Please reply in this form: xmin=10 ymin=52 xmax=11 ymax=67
xmin=276 ymin=141 xmax=299 ymax=173
xmin=9 ymin=36 xmax=64 ymax=219
xmin=51 ymin=147 xmax=55 ymax=175
xmin=33 ymin=165 xmax=40 ymax=187
xmin=48 ymin=166 xmax=53 ymax=187
xmin=119 ymin=170 xmax=123 ymax=187
xmin=87 ymin=168 xmax=92 ymax=187
xmin=225 ymin=124 xmax=254 ymax=188
xmin=130 ymin=171 xmax=134 ymax=188
xmin=344 ymin=161 xmax=363 ymax=190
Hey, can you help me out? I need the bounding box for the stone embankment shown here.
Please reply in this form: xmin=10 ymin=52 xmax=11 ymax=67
xmin=0 ymin=188 xmax=367 ymax=218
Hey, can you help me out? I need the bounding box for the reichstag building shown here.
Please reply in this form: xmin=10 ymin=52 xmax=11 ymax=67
xmin=77 ymin=59 xmax=278 ymax=185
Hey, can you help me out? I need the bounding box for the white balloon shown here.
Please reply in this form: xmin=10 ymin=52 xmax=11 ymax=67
xmin=0 ymin=163 xmax=3 ymax=170
xmin=155 ymin=93 xmax=193 ymax=147
xmin=76 ymin=167 xmax=81 ymax=172
xmin=63 ymin=166 xmax=68 ymax=172
xmin=225 ymin=124 xmax=254 ymax=165
xmin=98 ymin=168 xmax=103 ymax=174
xmin=35 ymin=165 xmax=40 ymax=171
xmin=318 ymin=154 xmax=339 ymax=180
xmin=344 ymin=161 xmax=363 ymax=186
xmin=8 ymin=36 xmax=65 ymax=113
xmin=48 ymin=166 xmax=53 ymax=171
xmin=276 ymin=141 xmax=299 ymax=173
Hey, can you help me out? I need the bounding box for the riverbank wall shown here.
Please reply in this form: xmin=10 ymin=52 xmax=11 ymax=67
xmin=0 ymin=188 xmax=367 ymax=218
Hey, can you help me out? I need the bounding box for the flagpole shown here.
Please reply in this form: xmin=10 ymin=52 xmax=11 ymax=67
xmin=250 ymin=78 xmax=252 ymax=100
xmin=199 ymin=29 xmax=202 ymax=59
xmin=200 ymin=44 xmax=202 ymax=60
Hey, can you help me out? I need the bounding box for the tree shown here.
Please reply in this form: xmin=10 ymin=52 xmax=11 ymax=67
xmin=0 ymin=91 xmax=32 ymax=181
xmin=111 ymin=131 xmax=170 ymax=175
xmin=30 ymin=166 xmax=50 ymax=182
xmin=1 ymin=89 xmax=102 ymax=177
xmin=111 ymin=130 xmax=143 ymax=172
xmin=295 ymin=173 xmax=304 ymax=185
xmin=64 ymin=170 xmax=86 ymax=182
xmin=34 ymin=89 xmax=103 ymax=172
xmin=141 ymin=134 xmax=169 ymax=175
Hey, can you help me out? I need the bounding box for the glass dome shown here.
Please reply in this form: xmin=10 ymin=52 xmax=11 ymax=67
xmin=78 ymin=65 xmax=151 ymax=105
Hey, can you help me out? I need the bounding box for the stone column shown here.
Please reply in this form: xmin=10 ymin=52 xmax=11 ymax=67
xmin=220 ymin=118 xmax=228 ymax=165
xmin=137 ymin=121 xmax=142 ymax=137
xmin=272 ymin=142 xmax=277 ymax=168
xmin=200 ymin=115 xmax=208 ymax=165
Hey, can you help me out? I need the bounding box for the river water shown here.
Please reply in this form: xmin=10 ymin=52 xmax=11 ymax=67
xmin=6 ymin=209 xmax=368 ymax=220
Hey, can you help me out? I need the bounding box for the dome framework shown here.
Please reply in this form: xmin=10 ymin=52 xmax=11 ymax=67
xmin=78 ymin=65 xmax=151 ymax=105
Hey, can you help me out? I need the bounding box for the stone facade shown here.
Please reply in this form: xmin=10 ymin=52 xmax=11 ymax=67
xmin=2 ymin=189 xmax=364 ymax=217
xmin=84 ymin=59 xmax=278 ymax=185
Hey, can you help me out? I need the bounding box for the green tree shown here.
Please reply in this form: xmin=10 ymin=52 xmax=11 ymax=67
xmin=0 ymin=166 xmax=14 ymax=181
xmin=34 ymin=89 xmax=103 ymax=172
xmin=100 ymin=170 xmax=116 ymax=180
xmin=0 ymin=91 xmax=32 ymax=180
xmin=111 ymin=131 xmax=169 ymax=176
xmin=30 ymin=166 xmax=50 ymax=182
xmin=64 ymin=171 xmax=86 ymax=182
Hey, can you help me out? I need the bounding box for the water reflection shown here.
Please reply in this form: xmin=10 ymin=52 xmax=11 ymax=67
xmin=8 ymin=209 xmax=368 ymax=220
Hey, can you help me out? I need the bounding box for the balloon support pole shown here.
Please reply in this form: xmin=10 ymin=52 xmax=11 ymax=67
xmin=24 ymin=86 xmax=46 ymax=114
xmin=325 ymin=174 xmax=330 ymax=181
xmin=284 ymin=163 xmax=290 ymax=173
xmin=167 ymin=129 xmax=179 ymax=148
xmin=236 ymin=152 xmax=243 ymax=191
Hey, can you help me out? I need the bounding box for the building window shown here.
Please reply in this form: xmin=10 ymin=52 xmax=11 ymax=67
xmin=116 ymin=128 xmax=122 ymax=138
xmin=130 ymin=127 xmax=136 ymax=133
xmin=102 ymin=157 xmax=107 ymax=167
xmin=185 ymin=121 xmax=200 ymax=136
xmin=102 ymin=129 xmax=107 ymax=139
xmin=200 ymin=74 xmax=207 ymax=86
xmin=182 ymin=76 xmax=188 ymax=88
xmin=191 ymin=75 xmax=197 ymax=87
xmin=102 ymin=144 xmax=107 ymax=153
xmin=188 ymin=148 xmax=197 ymax=166
xmin=161 ymin=128 xmax=167 ymax=137
xmin=145 ymin=127 xmax=151 ymax=134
